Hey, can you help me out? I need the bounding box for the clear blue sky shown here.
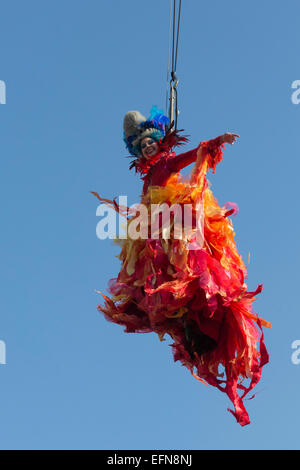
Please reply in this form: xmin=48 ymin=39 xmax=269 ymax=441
xmin=1 ymin=0 xmax=299 ymax=450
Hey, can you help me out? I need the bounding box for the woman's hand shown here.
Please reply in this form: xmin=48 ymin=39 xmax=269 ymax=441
xmin=221 ymin=132 xmax=240 ymax=145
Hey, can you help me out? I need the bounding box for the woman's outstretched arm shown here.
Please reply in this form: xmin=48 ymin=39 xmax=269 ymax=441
xmin=196 ymin=132 xmax=240 ymax=172
xmin=167 ymin=133 xmax=239 ymax=174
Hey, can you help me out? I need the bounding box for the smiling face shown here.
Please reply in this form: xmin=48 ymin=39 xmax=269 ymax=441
xmin=140 ymin=137 xmax=159 ymax=159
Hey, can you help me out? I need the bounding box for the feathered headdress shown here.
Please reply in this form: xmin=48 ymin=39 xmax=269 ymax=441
xmin=123 ymin=106 xmax=189 ymax=173
xmin=123 ymin=106 xmax=170 ymax=157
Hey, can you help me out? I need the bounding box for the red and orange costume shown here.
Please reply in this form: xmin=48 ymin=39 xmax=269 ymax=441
xmin=93 ymin=111 xmax=271 ymax=426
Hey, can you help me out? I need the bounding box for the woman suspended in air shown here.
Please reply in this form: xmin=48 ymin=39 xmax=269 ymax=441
xmin=92 ymin=107 xmax=271 ymax=426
